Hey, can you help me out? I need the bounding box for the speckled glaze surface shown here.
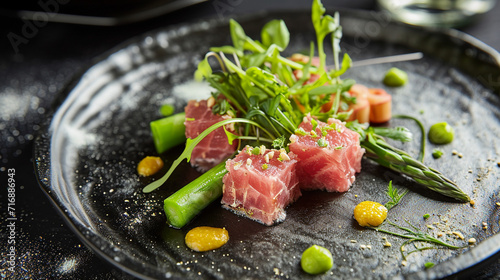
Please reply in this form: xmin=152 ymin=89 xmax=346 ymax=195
xmin=34 ymin=10 xmax=500 ymax=280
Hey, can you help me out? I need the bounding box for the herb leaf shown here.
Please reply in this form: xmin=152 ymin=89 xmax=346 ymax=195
xmin=384 ymin=181 xmax=408 ymax=211
xmin=329 ymin=53 xmax=352 ymax=77
xmin=223 ymin=125 xmax=239 ymax=145
xmin=307 ymin=78 xmax=355 ymax=95
xmin=261 ymin=19 xmax=290 ymax=50
xmin=312 ymin=0 xmax=339 ymax=74
xmin=372 ymin=126 xmax=413 ymax=143
xmin=230 ymin=19 xmax=247 ymax=51
xmin=272 ymin=135 xmax=286 ymax=149
xmin=194 ymin=55 xmax=212 ymax=81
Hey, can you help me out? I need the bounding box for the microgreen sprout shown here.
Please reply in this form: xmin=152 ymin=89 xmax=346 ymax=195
xmin=311 ymin=118 xmax=319 ymax=131
xmin=272 ymin=135 xmax=286 ymax=149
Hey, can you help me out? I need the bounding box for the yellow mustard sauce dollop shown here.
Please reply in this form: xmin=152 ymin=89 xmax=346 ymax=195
xmin=137 ymin=156 xmax=164 ymax=177
xmin=185 ymin=226 xmax=229 ymax=252
xmin=353 ymin=201 xmax=388 ymax=227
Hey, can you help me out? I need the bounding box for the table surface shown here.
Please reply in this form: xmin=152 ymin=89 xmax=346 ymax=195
xmin=1 ymin=0 xmax=499 ymax=279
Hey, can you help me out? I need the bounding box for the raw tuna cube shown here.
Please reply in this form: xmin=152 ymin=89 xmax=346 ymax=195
xmin=289 ymin=115 xmax=364 ymax=192
xmin=184 ymin=98 xmax=237 ymax=172
xmin=222 ymin=146 xmax=301 ymax=225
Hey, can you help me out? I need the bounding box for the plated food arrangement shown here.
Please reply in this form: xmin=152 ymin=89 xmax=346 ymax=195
xmin=35 ymin=1 xmax=500 ymax=278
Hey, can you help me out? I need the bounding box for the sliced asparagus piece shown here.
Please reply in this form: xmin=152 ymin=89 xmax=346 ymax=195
xmin=163 ymin=161 xmax=227 ymax=228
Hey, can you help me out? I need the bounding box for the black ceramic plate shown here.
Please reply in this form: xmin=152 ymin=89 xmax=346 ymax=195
xmin=34 ymin=10 xmax=500 ymax=280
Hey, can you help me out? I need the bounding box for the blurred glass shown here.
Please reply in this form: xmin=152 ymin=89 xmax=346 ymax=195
xmin=378 ymin=0 xmax=497 ymax=28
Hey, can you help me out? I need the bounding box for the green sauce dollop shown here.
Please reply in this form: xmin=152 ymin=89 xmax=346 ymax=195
xmin=428 ymin=122 xmax=454 ymax=144
xmin=432 ymin=149 xmax=444 ymax=159
xmin=383 ymin=67 xmax=408 ymax=87
xmin=301 ymin=245 xmax=333 ymax=275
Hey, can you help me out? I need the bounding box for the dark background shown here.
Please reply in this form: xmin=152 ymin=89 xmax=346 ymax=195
xmin=1 ymin=0 xmax=499 ymax=279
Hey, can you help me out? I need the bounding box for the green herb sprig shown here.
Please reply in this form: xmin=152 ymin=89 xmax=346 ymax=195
xmin=384 ymin=181 xmax=408 ymax=211
xmin=363 ymin=183 xmax=465 ymax=261
xmin=372 ymin=221 xmax=466 ymax=260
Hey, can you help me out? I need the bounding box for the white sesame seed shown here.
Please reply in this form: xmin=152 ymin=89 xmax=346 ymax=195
xmin=207 ymin=96 xmax=215 ymax=107
xmin=452 ymin=231 xmax=464 ymax=240
xmin=280 ymin=151 xmax=290 ymax=161
xmin=234 ymin=162 xmax=242 ymax=170
xmin=267 ymin=151 xmax=275 ymax=159
xmin=226 ymin=122 xmax=235 ymax=131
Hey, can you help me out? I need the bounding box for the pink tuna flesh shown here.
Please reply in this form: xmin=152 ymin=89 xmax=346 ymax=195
xmin=222 ymin=146 xmax=301 ymax=226
xmin=289 ymin=115 xmax=365 ymax=192
xmin=184 ymin=99 xmax=237 ymax=172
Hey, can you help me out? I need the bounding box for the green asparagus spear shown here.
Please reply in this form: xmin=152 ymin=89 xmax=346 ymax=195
xmin=164 ymin=161 xmax=227 ymax=228
xmin=150 ymin=112 xmax=186 ymax=154
xmin=361 ymin=132 xmax=470 ymax=202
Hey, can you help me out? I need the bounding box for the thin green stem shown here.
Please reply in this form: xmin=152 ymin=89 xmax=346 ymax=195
xmin=234 ymin=136 xmax=275 ymax=143
xmin=143 ymin=118 xmax=274 ymax=193
xmin=393 ymin=114 xmax=426 ymax=162
xmin=206 ymin=76 xmax=246 ymax=114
